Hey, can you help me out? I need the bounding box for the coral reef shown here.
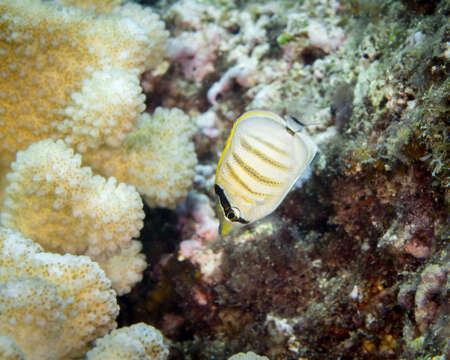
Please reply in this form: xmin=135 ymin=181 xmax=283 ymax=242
xmin=0 ymin=0 xmax=197 ymax=298
xmin=177 ymin=191 xmax=220 ymax=283
xmin=97 ymin=240 xmax=147 ymax=296
xmin=414 ymin=264 xmax=449 ymax=333
xmin=168 ymin=24 xmax=226 ymax=82
xmin=0 ymin=0 xmax=448 ymax=359
xmin=53 ymin=0 xmax=124 ymax=14
xmin=0 ymin=139 xmax=144 ymax=262
xmin=117 ymin=0 xmax=448 ymax=359
xmin=228 ymin=352 xmax=269 ymax=360
xmin=0 ymin=0 xmax=164 ymax=161
xmin=0 ymin=0 xmax=196 ymax=208
xmin=0 ymin=139 xmax=146 ymax=295
xmin=86 ymin=323 xmax=169 ymax=360
xmin=84 ymin=107 xmax=198 ymax=208
xmin=0 ymin=227 xmax=119 ymax=359
xmin=0 ymin=336 xmax=25 ymax=360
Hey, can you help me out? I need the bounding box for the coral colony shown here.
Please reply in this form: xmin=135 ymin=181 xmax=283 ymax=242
xmin=0 ymin=0 xmax=448 ymax=359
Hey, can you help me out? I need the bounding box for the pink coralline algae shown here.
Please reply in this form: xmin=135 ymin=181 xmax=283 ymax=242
xmin=167 ymin=24 xmax=225 ymax=82
xmin=414 ymin=263 xmax=449 ymax=333
xmin=207 ymin=59 xmax=257 ymax=105
xmin=195 ymin=110 xmax=220 ymax=139
xmin=177 ymin=192 xmax=222 ymax=283
xmin=307 ymin=21 xmax=345 ymax=54
xmin=403 ymin=239 xmax=431 ymax=259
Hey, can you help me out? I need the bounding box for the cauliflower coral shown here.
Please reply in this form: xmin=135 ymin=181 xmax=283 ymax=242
xmin=0 ymin=227 xmax=119 ymax=360
xmin=0 ymin=0 xmax=198 ymax=295
xmin=86 ymin=323 xmax=169 ymax=360
xmin=0 ymin=0 xmax=197 ymax=208
xmin=228 ymin=352 xmax=269 ymax=360
xmin=97 ymin=240 xmax=147 ymax=296
xmin=0 ymin=336 xmax=25 ymax=360
xmin=84 ymin=108 xmax=198 ymax=208
xmin=0 ymin=139 xmax=144 ymax=262
xmin=0 ymin=139 xmax=148 ymax=295
xmin=0 ymin=0 xmax=164 ymax=161
xmin=0 ymin=0 xmax=201 ymax=356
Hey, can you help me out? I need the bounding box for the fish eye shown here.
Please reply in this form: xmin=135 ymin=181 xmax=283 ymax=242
xmin=226 ymin=211 xmax=235 ymax=220
xmin=226 ymin=207 xmax=240 ymax=221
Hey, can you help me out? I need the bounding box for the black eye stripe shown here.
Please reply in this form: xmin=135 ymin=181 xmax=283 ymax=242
xmin=215 ymin=184 xmax=250 ymax=224
xmin=214 ymin=184 xmax=231 ymax=212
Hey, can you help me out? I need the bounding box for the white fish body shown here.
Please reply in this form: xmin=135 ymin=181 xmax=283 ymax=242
xmin=214 ymin=110 xmax=318 ymax=235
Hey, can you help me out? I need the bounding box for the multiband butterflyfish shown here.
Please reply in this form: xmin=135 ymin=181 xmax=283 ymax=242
xmin=214 ymin=110 xmax=318 ymax=235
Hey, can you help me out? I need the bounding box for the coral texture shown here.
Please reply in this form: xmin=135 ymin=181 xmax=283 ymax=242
xmin=98 ymin=240 xmax=147 ymax=296
xmin=53 ymin=0 xmax=124 ymax=14
xmin=0 ymin=336 xmax=25 ymax=360
xmin=0 ymin=139 xmax=144 ymax=262
xmin=414 ymin=263 xmax=449 ymax=333
xmin=228 ymin=352 xmax=269 ymax=360
xmin=0 ymin=0 xmax=196 ymax=209
xmin=0 ymin=227 xmax=119 ymax=359
xmin=0 ymin=0 xmax=165 ymax=160
xmin=86 ymin=323 xmax=169 ymax=360
xmin=0 ymin=0 xmax=448 ymax=359
xmin=168 ymin=24 xmax=226 ymax=82
xmin=177 ymin=191 xmax=221 ymax=283
xmin=84 ymin=107 xmax=198 ymax=208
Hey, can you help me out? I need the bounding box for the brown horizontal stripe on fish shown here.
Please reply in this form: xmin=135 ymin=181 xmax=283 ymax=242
xmin=220 ymin=176 xmax=254 ymax=204
xmin=240 ymin=137 xmax=290 ymax=171
xmin=247 ymin=133 xmax=289 ymax=156
xmin=232 ymin=150 xmax=283 ymax=187
xmin=225 ymin=162 xmax=268 ymax=198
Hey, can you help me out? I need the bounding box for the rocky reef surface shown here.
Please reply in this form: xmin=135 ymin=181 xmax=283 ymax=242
xmin=0 ymin=0 xmax=448 ymax=359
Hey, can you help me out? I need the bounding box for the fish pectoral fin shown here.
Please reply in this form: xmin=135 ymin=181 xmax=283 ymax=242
xmin=219 ymin=216 xmax=235 ymax=236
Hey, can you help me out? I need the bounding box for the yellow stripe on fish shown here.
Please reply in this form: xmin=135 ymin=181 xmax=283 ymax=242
xmin=214 ymin=110 xmax=318 ymax=235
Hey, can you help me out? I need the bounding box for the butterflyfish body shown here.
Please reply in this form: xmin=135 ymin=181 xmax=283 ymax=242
xmin=214 ymin=110 xmax=318 ymax=235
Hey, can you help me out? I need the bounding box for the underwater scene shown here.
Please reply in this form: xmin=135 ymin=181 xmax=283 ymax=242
xmin=0 ymin=0 xmax=448 ymax=359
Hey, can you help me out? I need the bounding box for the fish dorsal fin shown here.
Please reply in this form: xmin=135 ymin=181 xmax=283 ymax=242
xmin=285 ymin=114 xmax=306 ymax=133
